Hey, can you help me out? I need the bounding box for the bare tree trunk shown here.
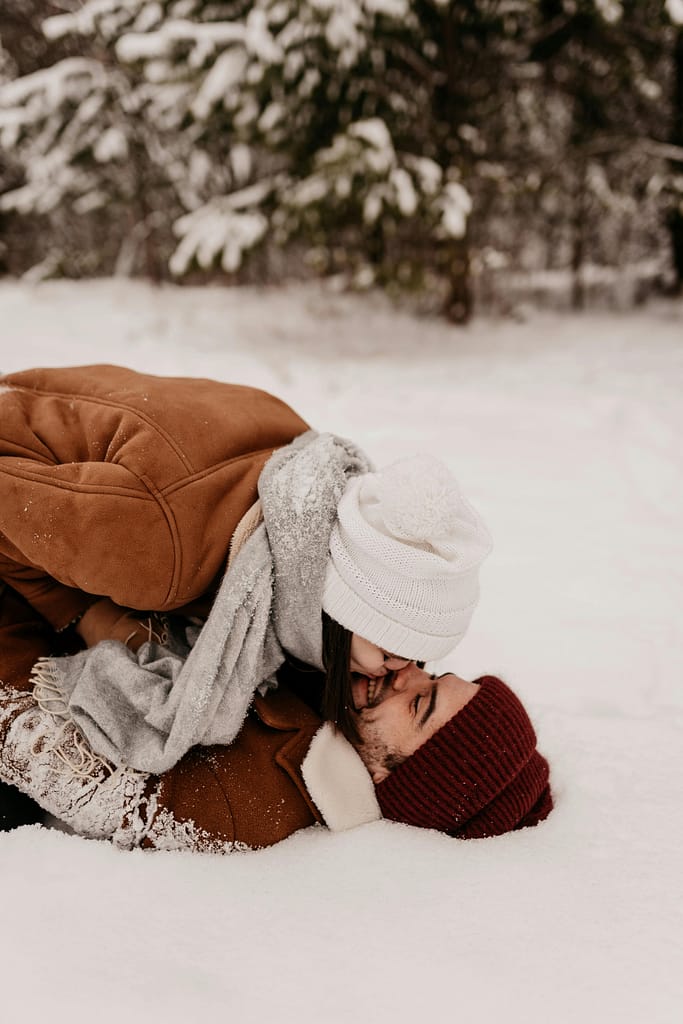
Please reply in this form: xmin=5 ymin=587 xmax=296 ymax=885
xmin=438 ymin=4 xmax=472 ymax=324
xmin=571 ymin=165 xmax=586 ymax=310
xmin=128 ymin=136 xmax=163 ymax=282
xmin=442 ymin=238 xmax=472 ymax=324
xmin=669 ymin=27 xmax=683 ymax=294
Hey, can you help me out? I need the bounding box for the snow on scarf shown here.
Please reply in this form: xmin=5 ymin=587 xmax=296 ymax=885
xmin=32 ymin=431 xmax=371 ymax=773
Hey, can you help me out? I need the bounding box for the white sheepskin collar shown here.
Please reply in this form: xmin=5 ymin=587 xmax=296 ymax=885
xmin=301 ymin=723 xmax=382 ymax=832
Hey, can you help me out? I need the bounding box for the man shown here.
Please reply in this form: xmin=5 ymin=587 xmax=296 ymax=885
xmin=0 ymin=585 xmax=552 ymax=850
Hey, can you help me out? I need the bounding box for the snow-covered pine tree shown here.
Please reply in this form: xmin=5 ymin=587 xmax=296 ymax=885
xmin=112 ymin=0 xmax=475 ymax=301
xmin=0 ymin=38 xmax=14 ymax=85
xmin=665 ymin=0 xmax=683 ymax=291
xmin=524 ymin=0 xmax=676 ymax=306
xmin=0 ymin=1 xmax=84 ymax=276
xmin=0 ymin=0 xmax=475 ymax=310
xmin=3 ymin=1 xmax=677 ymax=308
xmin=0 ymin=0 xmax=191 ymax=277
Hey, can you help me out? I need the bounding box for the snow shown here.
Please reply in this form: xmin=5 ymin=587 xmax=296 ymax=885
xmin=42 ymin=1 xmax=144 ymax=42
xmin=170 ymin=198 xmax=269 ymax=274
xmin=93 ymin=126 xmax=128 ymax=162
xmin=230 ymin=142 xmax=252 ymax=183
xmin=0 ymin=57 xmax=102 ymax=109
xmin=190 ymin=46 xmax=248 ymax=119
xmin=290 ymin=174 xmax=329 ymax=207
xmin=440 ymin=180 xmax=473 ymax=239
xmin=258 ymin=100 xmax=286 ymax=133
xmin=366 ymin=0 xmax=409 ymax=16
xmin=666 ymin=0 xmax=683 ymax=24
xmin=389 ymin=167 xmax=418 ymax=216
xmin=595 ymin=0 xmax=623 ymax=23
xmin=115 ymin=20 xmax=245 ymax=64
xmin=1 ymin=278 xmax=682 ymax=1023
xmin=348 ymin=115 xmax=393 ymax=152
xmin=406 ymin=154 xmax=442 ymax=195
xmin=363 ymin=186 xmax=384 ymax=223
xmin=245 ymin=8 xmax=283 ymax=63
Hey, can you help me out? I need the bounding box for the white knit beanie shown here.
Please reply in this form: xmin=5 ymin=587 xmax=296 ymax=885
xmin=322 ymin=456 xmax=492 ymax=661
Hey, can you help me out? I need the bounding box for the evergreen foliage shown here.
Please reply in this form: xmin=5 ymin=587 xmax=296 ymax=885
xmin=1 ymin=0 xmax=682 ymax=313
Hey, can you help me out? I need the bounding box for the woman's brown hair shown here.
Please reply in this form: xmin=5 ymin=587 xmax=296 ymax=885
xmin=321 ymin=610 xmax=360 ymax=744
xmin=321 ymin=612 xmax=423 ymax=745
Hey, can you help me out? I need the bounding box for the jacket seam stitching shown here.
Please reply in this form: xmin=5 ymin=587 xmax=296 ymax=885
xmin=159 ymin=446 xmax=277 ymax=497
xmin=139 ymin=474 xmax=181 ymax=606
xmin=0 ymin=462 xmax=153 ymax=499
xmin=0 ymin=443 xmax=55 ymax=464
xmin=203 ymin=762 xmax=236 ymax=841
xmin=6 ymin=383 xmax=196 ymax=474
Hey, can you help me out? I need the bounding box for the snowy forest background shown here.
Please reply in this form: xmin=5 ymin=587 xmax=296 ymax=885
xmin=2 ymin=0 xmax=683 ymax=321
xmin=2 ymin=5 xmax=683 ymax=1020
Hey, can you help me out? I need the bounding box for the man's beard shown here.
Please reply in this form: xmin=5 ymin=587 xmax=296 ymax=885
xmin=356 ymin=727 xmax=405 ymax=777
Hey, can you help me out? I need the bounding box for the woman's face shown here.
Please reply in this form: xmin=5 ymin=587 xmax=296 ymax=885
xmin=349 ymin=634 xmax=412 ymax=711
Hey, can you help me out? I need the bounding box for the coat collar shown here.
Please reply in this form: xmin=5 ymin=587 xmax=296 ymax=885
xmin=254 ymin=691 xmax=381 ymax=832
xmin=300 ymin=722 xmax=382 ymax=832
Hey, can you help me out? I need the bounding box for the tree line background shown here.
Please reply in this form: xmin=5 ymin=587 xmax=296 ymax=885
xmin=1 ymin=0 xmax=682 ymax=321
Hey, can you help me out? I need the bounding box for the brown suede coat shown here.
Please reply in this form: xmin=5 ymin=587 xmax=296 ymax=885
xmin=0 ymin=364 xmax=309 ymax=629
xmin=146 ymin=687 xmax=323 ymax=849
xmin=0 ymin=583 xmax=323 ymax=849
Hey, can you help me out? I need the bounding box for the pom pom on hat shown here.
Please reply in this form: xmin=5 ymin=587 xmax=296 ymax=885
xmin=376 ymin=456 xmax=464 ymax=544
xmin=323 ymin=456 xmax=492 ymax=661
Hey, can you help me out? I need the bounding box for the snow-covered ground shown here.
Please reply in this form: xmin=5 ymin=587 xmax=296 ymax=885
xmin=1 ymin=279 xmax=681 ymax=1023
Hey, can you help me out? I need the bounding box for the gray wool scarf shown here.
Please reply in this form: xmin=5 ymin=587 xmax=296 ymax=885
xmin=34 ymin=431 xmax=371 ymax=774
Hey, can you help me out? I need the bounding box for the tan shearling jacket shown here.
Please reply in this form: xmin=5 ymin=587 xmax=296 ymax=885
xmin=0 ymin=364 xmax=309 ymax=629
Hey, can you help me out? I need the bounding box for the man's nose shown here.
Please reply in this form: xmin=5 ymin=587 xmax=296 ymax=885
xmin=390 ymin=663 xmax=428 ymax=692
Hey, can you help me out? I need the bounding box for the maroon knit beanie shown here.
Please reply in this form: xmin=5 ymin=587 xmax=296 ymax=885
xmin=375 ymin=675 xmax=553 ymax=839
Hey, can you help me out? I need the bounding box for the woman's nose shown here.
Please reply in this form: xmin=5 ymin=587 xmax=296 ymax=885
xmin=389 ymin=662 xmax=420 ymax=691
xmin=384 ymin=655 xmax=411 ymax=672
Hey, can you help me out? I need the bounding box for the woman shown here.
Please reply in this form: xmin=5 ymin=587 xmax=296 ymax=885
xmin=0 ymin=364 xmax=491 ymax=776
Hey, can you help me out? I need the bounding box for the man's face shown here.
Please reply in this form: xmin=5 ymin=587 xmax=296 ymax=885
xmin=350 ymin=663 xmax=480 ymax=783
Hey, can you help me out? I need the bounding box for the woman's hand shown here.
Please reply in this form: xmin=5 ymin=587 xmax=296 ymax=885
xmin=75 ymin=598 xmax=166 ymax=652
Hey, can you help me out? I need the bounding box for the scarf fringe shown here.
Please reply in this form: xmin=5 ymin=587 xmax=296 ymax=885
xmin=30 ymin=657 xmax=115 ymax=779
